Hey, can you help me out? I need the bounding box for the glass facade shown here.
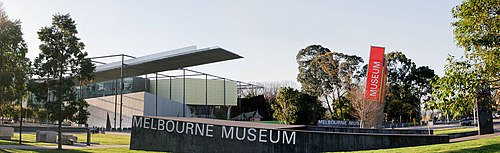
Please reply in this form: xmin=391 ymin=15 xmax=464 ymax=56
xmin=78 ymin=77 xmax=149 ymax=99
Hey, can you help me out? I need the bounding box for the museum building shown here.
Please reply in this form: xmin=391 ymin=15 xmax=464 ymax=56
xmin=78 ymin=46 xmax=262 ymax=130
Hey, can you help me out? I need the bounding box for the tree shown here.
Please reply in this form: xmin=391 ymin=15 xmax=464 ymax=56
xmin=32 ymin=14 xmax=95 ymax=149
xmin=0 ymin=3 xmax=30 ymax=124
xmin=296 ymin=45 xmax=331 ymax=96
xmin=384 ymin=51 xmax=435 ymax=122
xmin=272 ymin=87 xmax=324 ymax=125
xmin=452 ymin=0 xmax=499 ymax=116
xmin=296 ymin=45 xmax=364 ymax=120
xmin=385 ymin=51 xmax=416 ymax=122
xmin=253 ymin=81 xmax=298 ymax=119
xmin=327 ymin=52 xmax=364 ymax=120
xmin=409 ymin=66 xmax=436 ymax=123
xmin=429 ymin=56 xmax=481 ymax=121
xmin=297 ymin=45 xmax=335 ymax=116
xmin=452 ymin=0 xmax=500 ymax=90
xmin=349 ymin=87 xmax=379 ymax=128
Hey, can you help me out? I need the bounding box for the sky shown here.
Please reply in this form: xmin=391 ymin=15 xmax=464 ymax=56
xmin=1 ymin=0 xmax=465 ymax=83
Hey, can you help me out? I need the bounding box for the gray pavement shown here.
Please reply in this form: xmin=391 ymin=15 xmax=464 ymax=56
xmin=396 ymin=119 xmax=500 ymax=142
xmin=450 ymin=132 xmax=500 ymax=142
xmin=396 ymin=119 xmax=500 ymax=131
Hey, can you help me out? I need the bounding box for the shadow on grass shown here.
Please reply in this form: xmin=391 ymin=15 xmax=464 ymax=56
xmin=0 ymin=139 xmax=38 ymax=145
xmin=1 ymin=148 xmax=90 ymax=153
xmin=444 ymin=144 xmax=500 ymax=153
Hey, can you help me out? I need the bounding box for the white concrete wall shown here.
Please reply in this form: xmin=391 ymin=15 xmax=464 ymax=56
xmin=86 ymin=92 xmax=145 ymax=128
xmin=86 ymin=91 xmax=191 ymax=128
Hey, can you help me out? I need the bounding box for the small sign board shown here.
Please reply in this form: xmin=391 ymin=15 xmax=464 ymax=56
xmin=317 ymin=120 xmax=360 ymax=127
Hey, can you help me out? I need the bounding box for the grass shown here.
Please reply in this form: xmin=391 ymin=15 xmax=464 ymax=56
xmin=73 ymin=133 xmax=130 ymax=145
xmin=0 ymin=133 xmax=55 ymax=146
xmin=434 ymin=127 xmax=478 ymax=135
xmin=242 ymin=120 xmax=281 ymax=124
xmin=2 ymin=130 xmax=497 ymax=153
xmin=258 ymin=120 xmax=281 ymax=124
xmin=343 ymin=136 xmax=500 ymax=153
xmin=0 ymin=148 xmax=162 ymax=153
xmin=0 ymin=133 xmax=130 ymax=146
xmin=3 ymin=136 xmax=499 ymax=153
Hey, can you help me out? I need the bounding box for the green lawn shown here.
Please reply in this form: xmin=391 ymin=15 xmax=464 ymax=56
xmin=0 ymin=133 xmax=130 ymax=146
xmin=3 ymin=136 xmax=499 ymax=153
xmin=258 ymin=120 xmax=281 ymax=124
xmin=3 ymin=133 xmax=498 ymax=153
xmin=0 ymin=133 xmax=55 ymax=146
xmin=74 ymin=133 xmax=130 ymax=145
xmin=345 ymin=136 xmax=500 ymax=153
xmin=434 ymin=127 xmax=478 ymax=135
xmin=0 ymin=148 xmax=162 ymax=153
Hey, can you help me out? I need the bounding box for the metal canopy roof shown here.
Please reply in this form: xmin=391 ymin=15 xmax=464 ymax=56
xmin=93 ymin=46 xmax=242 ymax=82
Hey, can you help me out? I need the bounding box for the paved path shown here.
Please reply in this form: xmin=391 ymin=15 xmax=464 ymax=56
xmin=450 ymin=132 xmax=500 ymax=142
xmin=104 ymin=131 xmax=131 ymax=135
xmin=0 ymin=143 xmax=128 ymax=150
xmin=397 ymin=119 xmax=500 ymax=131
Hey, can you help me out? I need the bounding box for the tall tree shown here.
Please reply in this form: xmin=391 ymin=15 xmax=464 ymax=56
xmin=409 ymin=66 xmax=436 ymax=123
xmin=296 ymin=45 xmax=332 ymax=96
xmin=429 ymin=56 xmax=481 ymax=121
xmin=452 ymin=0 xmax=499 ymax=114
xmin=328 ymin=52 xmax=364 ymax=119
xmin=296 ymin=45 xmax=335 ymax=115
xmin=0 ymin=4 xmax=30 ymax=124
xmin=385 ymin=51 xmax=419 ymax=122
xmin=296 ymin=45 xmax=364 ymax=120
xmin=32 ymin=14 xmax=95 ymax=149
xmin=272 ymin=87 xmax=324 ymax=125
xmin=452 ymin=0 xmax=500 ymax=91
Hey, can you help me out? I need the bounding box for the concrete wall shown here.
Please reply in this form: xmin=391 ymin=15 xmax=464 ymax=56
xmin=130 ymin=116 xmax=449 ymax=153
xmin=87 ymin=92 xmax=145 ymax=128
xmin=301 ymin=126 xmax=432 ymax=135
xmin=150 ymin=78 xmax=237 ymax=106
xmin=86 ymin=92 xmax=191 ymax=128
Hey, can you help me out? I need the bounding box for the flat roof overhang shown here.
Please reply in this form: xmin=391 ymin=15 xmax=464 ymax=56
xmin=93 ymin=46 xmax=242 ymax=82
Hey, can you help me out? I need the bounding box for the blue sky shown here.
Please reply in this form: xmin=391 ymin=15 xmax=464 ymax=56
xmin=1 ymin=0 xmax=464 ymax=83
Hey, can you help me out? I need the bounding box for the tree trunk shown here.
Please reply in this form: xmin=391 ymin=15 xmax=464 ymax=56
xmin=473 ymin=101 xmax=477 ymax=126
xmin=58 ymin=62 xmax=63 ymax=150
xmin=58 ymin=120 xmax=62 ymax=150
xmin=337 ymin=90 xmax=342 ymax=120
xmin=324 ymin=95 xmax=334 ymax=118
xmin=340 ymin=104 xmax=343 ymax=120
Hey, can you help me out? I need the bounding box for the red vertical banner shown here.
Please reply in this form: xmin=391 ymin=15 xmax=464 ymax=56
xmin=365 ymin=46 xmax=386 ymax=102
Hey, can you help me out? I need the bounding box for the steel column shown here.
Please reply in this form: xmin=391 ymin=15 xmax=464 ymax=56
xmin=183 ymin=69 xmax=186 ymax=117
xmin=119 ymin=55 xmax=124 ymax=131
xmin=155 ymin=72 xmax=158 ymax=116
xmin=205 ymin=74 xmax=208 ymax=118
xmin=113 ymin=79 xmax=117 ymax=130
xmin=224 ymin=78 xmax=227 ymax=119
xmin=169 ymin=77 xmax=172 ymax=100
